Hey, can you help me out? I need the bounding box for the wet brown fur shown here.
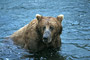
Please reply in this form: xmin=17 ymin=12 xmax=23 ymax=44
xmin=10 ymin=15 xmax=63 ymax=52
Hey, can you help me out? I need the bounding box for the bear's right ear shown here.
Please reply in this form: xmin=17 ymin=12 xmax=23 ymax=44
xmin=36 ymin=14 xmax=43 ymax=21
xmin=57 ymin=14 xmax=64 ymax=23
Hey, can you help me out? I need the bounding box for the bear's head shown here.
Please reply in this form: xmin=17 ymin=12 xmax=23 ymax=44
xmin=36 ymin=14 xmax=64 ymax=44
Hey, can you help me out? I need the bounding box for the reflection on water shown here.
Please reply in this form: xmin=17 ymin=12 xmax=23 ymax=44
xmin=0 ymin=0 xmax=90 ymax=60
xmin=21 ymin=50 xmax=65 ymax=60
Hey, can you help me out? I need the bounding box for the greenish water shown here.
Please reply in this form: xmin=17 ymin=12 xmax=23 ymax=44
xmin=0 ymin=0 xmax=90 ymax=60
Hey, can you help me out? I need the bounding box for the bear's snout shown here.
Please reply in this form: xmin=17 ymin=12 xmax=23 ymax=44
xmin=43 ymin=30 xmax=52 ymax=43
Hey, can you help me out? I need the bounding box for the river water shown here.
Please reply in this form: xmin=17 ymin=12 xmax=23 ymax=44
xmin=0 ymin=0 xmax=90 ymax=60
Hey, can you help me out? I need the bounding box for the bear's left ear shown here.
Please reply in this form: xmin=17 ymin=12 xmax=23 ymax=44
xmin=57 ymin=14 xmax=64 ymax=23
xmin=36 ymin=14 xmax=43 ymax=21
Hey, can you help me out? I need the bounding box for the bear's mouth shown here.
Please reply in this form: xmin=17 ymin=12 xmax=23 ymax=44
xmin=43 ymin=37 xmax=52 ymax=44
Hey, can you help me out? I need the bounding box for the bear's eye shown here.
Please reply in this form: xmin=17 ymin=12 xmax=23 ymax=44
xmin=50 ymin=26 xmax=54 ymax=31
xmin=43 ymin=26 xmax=46 ymax=30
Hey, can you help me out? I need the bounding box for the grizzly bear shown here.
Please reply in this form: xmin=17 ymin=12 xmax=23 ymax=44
xmin=10 ymin=14 xmax=64 ymax=52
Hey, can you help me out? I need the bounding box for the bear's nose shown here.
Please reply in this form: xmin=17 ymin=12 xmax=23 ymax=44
xmin=43 ymin=36 xmax=48 ymax=40
xmin=43 ymin=35 xmax=48 ymax=43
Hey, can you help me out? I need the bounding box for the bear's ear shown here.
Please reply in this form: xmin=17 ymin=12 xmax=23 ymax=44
xmin=36 ymin=14 xmax=43 ymax=21
xmin=57 ymin=14 xmax=64 ymax=23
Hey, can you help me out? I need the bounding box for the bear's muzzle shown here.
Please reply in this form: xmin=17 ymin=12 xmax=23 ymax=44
xmin=43 ymin=30 xmax=52 ymax=44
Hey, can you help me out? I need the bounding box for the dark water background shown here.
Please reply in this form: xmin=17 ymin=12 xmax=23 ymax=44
xmin=0 ymin=0 xmax=90 ymax=60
